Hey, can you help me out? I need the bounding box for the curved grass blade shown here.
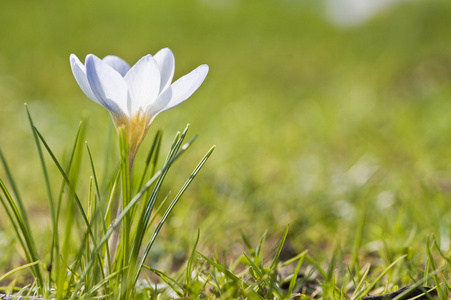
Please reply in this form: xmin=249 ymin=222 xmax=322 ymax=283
xmin=186 ymin=229 xmax=201 ymax=287
xmin=0 ymin=180 xmax=42 ymax=291
xmin=144 ymin=266 xmax=184 ymax=298
xmin=197 ymin=251 xmax=264 ymax=300
xmin=130 ymin=127 xmax=192 ymax=264
xmin=287 ymin=251 xmax=307 ymax=298
xmin=137 ymin=130 xmax=162 ymax=191
xmin=351 ymin=255 xmax=407 ymax=300
xmin=0 ymin=148 xmax=31 ymax=241
xmin=243 ymin=253 xmax=284 ymax=298
xmin=133 ymin=146 xmax=215 ymax=286
xmin=269 ymin=225 xmax=289 ymax=270
xmin=0 ymin=261 xmax=40 ymax=283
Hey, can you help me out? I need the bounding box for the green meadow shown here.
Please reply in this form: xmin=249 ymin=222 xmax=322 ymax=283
xmin=0 ymin=0 xmax=451 ymax=298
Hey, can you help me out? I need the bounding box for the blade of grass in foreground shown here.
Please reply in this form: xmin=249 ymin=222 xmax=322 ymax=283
xmin=0 ymin=148 xmax=31 ymax=243
xmin=137 ymin=130 xmax=162 ymax=191
xmin=52 ymin=121 xmax=85 ymax=296
xmin=186 ymin=229 xmax=201 ymax=287
xmin=0 ymin=184 xmax=35 ymax=269
xmin=197 ymin=251 xmax=264 ymax=299
xmin=0 ymin=178 xmax=43 ymax=294
xmin=426 ymin=236 xmax=443 ymax=299
xmin=131 ymin=145 xmax=216 ymax=292
xmin=351 ymin=255 xmax=407 ymax=300
xmin=0 ymin=261 xmax=40 ymax=283
xmin=130 ymin=127 xmax=192 ymax=265
xmin=25 ymin=105 xmax=51 ymax=293
xmin=269 ymin=225 xmax=289 ymax=270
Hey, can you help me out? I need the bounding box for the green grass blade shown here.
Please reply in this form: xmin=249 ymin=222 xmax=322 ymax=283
xmin=240 ymin=232 xmax=255 ymax=257
xmin=287 ymin=252 xmax=306 ymax=297
xmin=243 ymin=253 xmax=284 ymax=298
xmin=0 ymin=148 xmax=31 ymax=239
xmin=0 ymin=189 xmax=32 ymax=264
xmin=351 ymin=255 xmax=407 ymax=300
xmin=426 ymin=236 xmax=443 ymax=299
xmin=133 ymin=145 xmax=216 ymax=285
xmin=129 ymin=127 xmax=193 ymax=268
xmin=137 ymin=130 xmax=162 ymax=191
xmin=255 ymin=230 xmax=267 ymax=266
xmin=54 ymin=120 xmax=86 ymax=293
xmin=85 ymin=142 xmax=102 ymax=207
xmin=197 ymin=251 xmax=264 ymax=299
xmin=144 ymin=266 xmax=184 ymax=298
xmin=0 ymin=179 xmax=42 ymax=291
xmin=25 ymin=105 xmax=51 ymax=292
xmin=186 ymin=229 xmax=201 ymax=286
xmin=0 ymin=261 xmax=40 ymax=283
xmin=269 ymin=225 xmax=289 ymax=270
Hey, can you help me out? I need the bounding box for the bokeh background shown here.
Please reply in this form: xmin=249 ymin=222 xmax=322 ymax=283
xmin=1 ymin=0 xmax=451 ymax=272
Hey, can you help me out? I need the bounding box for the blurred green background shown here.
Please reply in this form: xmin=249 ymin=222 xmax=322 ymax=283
xmin=1 ymin=0 xmax=451 ymax=272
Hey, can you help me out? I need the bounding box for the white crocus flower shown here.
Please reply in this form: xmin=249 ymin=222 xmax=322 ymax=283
xmin=70 ymin=48 xmax=208 ymax=159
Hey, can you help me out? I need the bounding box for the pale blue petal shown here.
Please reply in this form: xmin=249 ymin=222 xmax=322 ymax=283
xmin=160 ymin=64 xmax=209 ymax=112
xmin=154 ymin=48 xmax=175 ymax=92
xmin=124 ymin=54 xmax=161 ymax=114
xmin=147 ymin=86 xmax=172 ymax=118
xmin=102 ymin=55 xmax=131 ymax=77
xmin=70 ymin=54 xmax=101 ymax=104
xmin=86 ymin=54 xmax=129 ymax=118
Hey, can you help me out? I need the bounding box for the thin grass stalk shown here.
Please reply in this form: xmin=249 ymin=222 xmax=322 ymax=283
xmin=54 ymin=121 xmax=85 ymax=283
xmin=287 ymin=252 xmax=306 ymax=297
xmin=129 ymin=128 xmax=193 ymax=268
xmin=127 ymin=129 xmax=186 ymax=274
xmin=0 ymin=179 xmax=43 ymax=293
xmin=426 ymin=236 xmax=443 ymax=299
xmin=137 ymin=130 xmax=162 ymax=192
xmin=0 ymin=188 xmax=33 ymax=265
xmin=243 ymin=253 xmax=284 ymax=298
xmin=197 ymin=252 xmax=263 ymax=299
xmin=124 ymin=128 xmax=192 ymax=299
xmin=186 ymin=229 xmax=201 ymax=288
xmin=55 ymin=121 xmax=86 ymax=299
xmin=86 ymin=143 xmax=112 ymax=274
xmin=132 ymin=146 xmax=215 ymax=291
xmin=351 ymin=255 xmax=407 ymax=300
xmin=0 ymin=148 xmax=32 ymax=245
xmin=25 ymin=105 xmax=52 ymax=294
xmin=118 ymin=127 xmax=132 ymax=297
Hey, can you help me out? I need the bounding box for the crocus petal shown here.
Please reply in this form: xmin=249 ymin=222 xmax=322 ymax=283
xmin=70 ymin=54 xmax=101 ymax=105
xmin=124 ymin=55 xmax=161 ymax=114
xmin=146 ymin=86 xmax=173 ymax=119
xmin=154 ymin=48 xmax=175 ymax=92
xmin=160 ymin=64 xmax=209 ymax=112
xmin=85 ymin=54 xmax=129 ymax=118
xmin=102 ymin=55 xmax=131 ymax=77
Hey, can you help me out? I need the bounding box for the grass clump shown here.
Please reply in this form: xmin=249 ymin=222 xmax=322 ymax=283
xmin=0 ymin=106 xmax=215 ymax=299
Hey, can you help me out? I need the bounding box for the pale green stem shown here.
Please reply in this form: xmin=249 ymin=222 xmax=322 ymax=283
xmin=108 ymin=151 xmax=136 ymax=270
